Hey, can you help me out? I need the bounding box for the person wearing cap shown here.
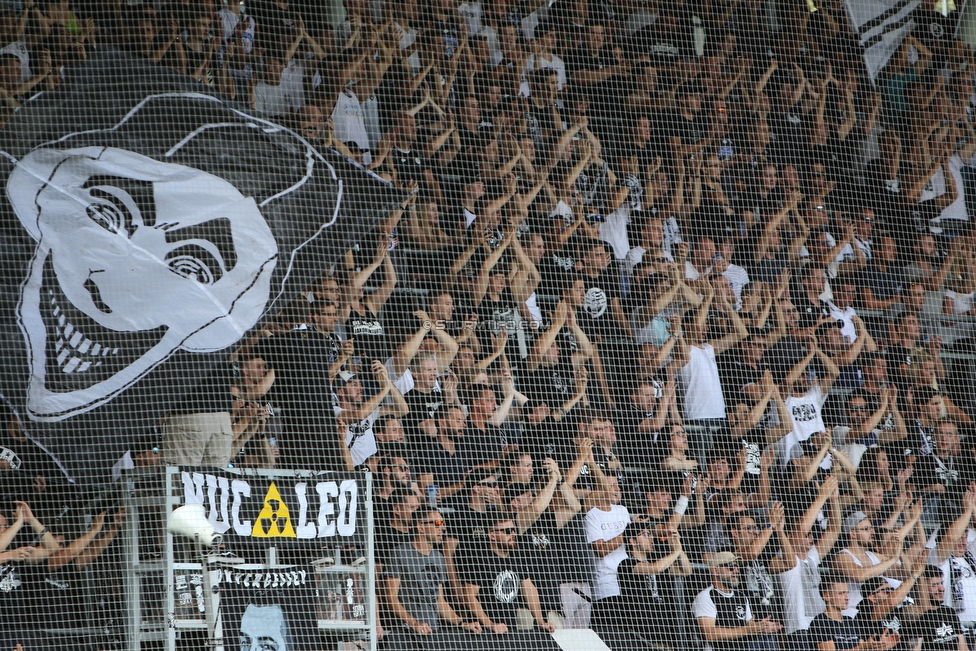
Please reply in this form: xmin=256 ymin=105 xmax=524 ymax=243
xmin=809 ymin=575 xmax=900 ymax=651
xmin=617 ymin=519 xmax=691 ymax=650
xmin=834 ymin=508 xmax=914 ymax=618
xmin=333 ymin=360 xmax=409 ymax=470
xmin=693 ymin=550 xmax=782 ymax=651
xmin=906 ymin=565 xmax=968 ymax=651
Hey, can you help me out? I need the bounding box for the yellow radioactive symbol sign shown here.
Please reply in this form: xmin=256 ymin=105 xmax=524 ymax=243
xmin=251 ymin=482 xmax=296 ymax=538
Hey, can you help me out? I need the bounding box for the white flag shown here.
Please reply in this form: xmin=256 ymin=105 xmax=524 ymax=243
xmin=845 ymin=0 xmax=921 ymax=81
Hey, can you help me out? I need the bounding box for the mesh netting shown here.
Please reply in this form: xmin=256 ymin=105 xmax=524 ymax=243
xmin=1 ymin=1 xmax=976 ymax=651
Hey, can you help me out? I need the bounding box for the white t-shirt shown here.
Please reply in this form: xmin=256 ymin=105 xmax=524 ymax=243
xmin=585 ymin=504 xmax=631 ymax=600
xmin=941 ymin=553 xmax=976 ymax=629
xmin=457 ymin=2 xmax=483 ymax=36
xmin=392 ymin=21 xmax=422 ymax=72
xmin=923 ymin=153 xmax=968 ymax=222
xmin=331 ymin=88 xmax=371 ymax=160
xmin=778 ymin=385 xmax=829 ymax=468
xmin=946 ymin=290 xmax=975 ymax=315
xmin=0 ymin=40 xmax=30 ymax=83
xmin=679 ymin=344 xmax=727 ymax=421
xmin=598 ymin=205 xmax=632 ymax=260
xmin=827 ymin=303 xmax=858 ymax=342
xmin=779 ymin=546 xmax=824 ymax=634
xmin=519 ymin=53 xmax=567 ymax=96
xmin=692 ymin=586 xmax=753 ymax=651
xmin=334 ymin=404 xmax=379 ymax=467
xmin=254 ymin=61 xmax=304 ymax=117
xmin=723 ymin=264 xmax=750 ymax=311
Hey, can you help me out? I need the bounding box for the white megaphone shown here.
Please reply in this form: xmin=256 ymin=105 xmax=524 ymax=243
xmin=167 ymin=504 xmax=222 ymax=547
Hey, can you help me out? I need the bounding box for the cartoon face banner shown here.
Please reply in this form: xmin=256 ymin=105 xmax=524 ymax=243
xmin=0 ymin=49 xmax=405 ymax=481
xmin=220 ymin=568 xmax=320 ymax=651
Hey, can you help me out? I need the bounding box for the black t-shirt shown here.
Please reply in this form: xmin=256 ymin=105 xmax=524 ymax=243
xmin=247 ymin=0 xmax=298 ymax=46
xmin=770 ymin=111 xmax=809 ymax=164
xmin=476 ymin=289 xmax=527 ymax=361
xmin=537 ymin=252 xmax=575 ymax=297
xmin=411 ymin=438 xmax=470 ymax=490
xmin=376 ymin=523 xmax=413 ymax=566
xmin=448 ymin=505 xmax=492 ymax=546
xmin=391 ymin=147 xmax=430 ymax=186
xmin=404 ymin=386 xmax=444 ymax=431
xmin=347 ymin=306 xmax=390 ymax=364
xmin=809 ymin=613 xmax=863 ymax=650
xmin=908 ymin=606 xmax=965 ymax=651
xmin=261 ymin=327 xmax=343 ymax=470
xmin=458 ymin=424 xmax=506 ymax=468
xmin=460 ymin=547 xmax=529 ymax=628
xmin=886 ymin=345 xmax=913 ymax=375
xmin=0 ymin=559 xmax=25 ymax=626
xmin=519 ymin=420 xmax=576 ymax=472
xmin=520 ymin=511 xmax=564 ymax=613
xmin=741 ymin=557 xmax=780 ymax=622
xmin=527 ymin=363 xmax=575 ymax=408
xmin=566 ymin=46 xmax=618 ymax=108
xmin=718 ymin=358 xmax=767 ymax=402
xmin=525 ymin=103 xmax=559 ymax=152
xmin=697 ymin=587 xmax=754 ymax=651
xmin=27 ymin=564 xmax=87 ymax=629
xmin=859 ymin=605 xmax=907 ymax=647
xmin=663 ymin=111 xmax=706 ymax=149
xmin=616 ymin=404 xmax=667 ymax=469
xmin=171 ymin=362 xmax=236 ymax=414
xmin=579 ymin=268 xmax=623 ymax=340
xmin=619 ymin=556 xmax=670 ymax=640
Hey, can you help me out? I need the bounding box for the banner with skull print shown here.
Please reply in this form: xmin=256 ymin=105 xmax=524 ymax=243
xmin=0 ymin=48 xmax=406 ymax=482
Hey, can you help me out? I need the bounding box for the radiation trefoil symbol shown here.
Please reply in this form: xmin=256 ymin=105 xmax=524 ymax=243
xmin=251 ymin=482 xmax=296 ymax=538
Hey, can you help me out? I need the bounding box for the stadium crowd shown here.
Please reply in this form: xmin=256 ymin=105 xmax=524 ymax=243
xmin=3 ymin=0 xmax=976 ymax=650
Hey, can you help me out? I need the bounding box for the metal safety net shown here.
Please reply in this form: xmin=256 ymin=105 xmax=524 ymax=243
xmin=1 ymin=2 xmax=976 ymax=651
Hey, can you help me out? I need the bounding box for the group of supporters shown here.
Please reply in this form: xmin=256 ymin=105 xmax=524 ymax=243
xmin=3 ymin=0 xmax=976 ymax=650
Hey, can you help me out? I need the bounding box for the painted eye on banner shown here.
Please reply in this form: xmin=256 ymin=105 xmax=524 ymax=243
xmin=86 ymin=201 xmax=127 ymax=235
xmin=166 ymin=245 xmax=222 ymax=284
